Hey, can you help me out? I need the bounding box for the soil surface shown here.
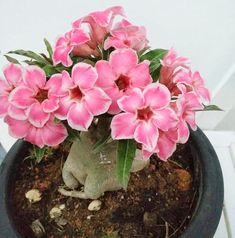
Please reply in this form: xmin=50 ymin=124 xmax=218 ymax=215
xmin=10 ymin=142 xmax=199 ymax=238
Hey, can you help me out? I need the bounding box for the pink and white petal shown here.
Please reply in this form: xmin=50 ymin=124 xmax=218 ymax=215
xmin=135 ymin=148 xmax=153 ymax=161
xmin=8 ymin=104 xmax=27 ymax=120
xmin=3 ymin=63 xmax=22 ymax=86
xmin=23 ymin=66 xmax=46 ymax=91
xmin=54 ymin=96 xmax=73 ymax=120
xmin=27 ymin=102 xmax=50 ymax=128
xmin=109 ymin=49 xmax=138 ymax=75
xmin=84 ymin=87 xmax=111 ymax=115
xmin=184 ymin=92 xmax=203 ymax=111
xmin=41 ymin=96 xmax=59 ymax=113
xmin=72 ymin=63 xmax=97 ymax=90
xmin=156 ymin=132 xmax=177 ymax=161
xmin=105 ymin=86 xmax=122 ymax=114
xmin=117 ymin=88 xmax=144 ymax=113
xmin=70 ymin=28 xmax=90 ymax=45
xmin=0 ymin=95 xmax=9 ymax=117
xmin=9 ymin=86 xmax=36 ymax=109
xmin=41 ymin=121 xmax=68 ymax=146
xmin=177 ymin=120 xmax=190 ymax=144
xmin=95 ymin=60 xmax=116 ymax=88
xmin=128 ymin=61 xmax=152 ymax=88
xmin=67 ymin=103 xmax=93 ymax=131
xmin=0 ymin=79 xmax=11 ymax=95
xmin=111 ymin=112 xmax=137 ymax=139
xmin=104 ymin=37 xmax=128 ymax=50
xmin=144 ymin=83 xmax=171 ymax=109
xmin=184 ymin=111 xmax=197 ymax=130
xmin=198 ymin=87 xmax=211 ymax=102
xmin=53 ymin=45 xmax=73 ymax=67
xmin=25 ymin=127 xmax=44 ymax=148
xmin=4 ymin=116 xmax=30 ymax=138
xmin=152 ymin=108 xmax=178 ymax=131
xmin=134 ymin=120 xmax=159 ymax=151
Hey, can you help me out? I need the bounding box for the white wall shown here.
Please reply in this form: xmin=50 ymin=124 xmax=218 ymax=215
xmin=1 ymin=0 xmax=235 ymax=149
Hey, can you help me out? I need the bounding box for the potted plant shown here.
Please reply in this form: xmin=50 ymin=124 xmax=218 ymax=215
xmin=0 ymin=6 xmax=223 ymax=238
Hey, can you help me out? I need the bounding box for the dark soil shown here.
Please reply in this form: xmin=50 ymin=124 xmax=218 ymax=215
xmin=10 ymin=142 xmax=199 ymax=238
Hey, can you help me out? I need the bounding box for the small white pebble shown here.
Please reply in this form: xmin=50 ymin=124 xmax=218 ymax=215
xmin=25 ymin=189 xmax=42 ymax=203
xmin=147 ymin=175 xmax=151 ymax=178
xmin=148 ymin=198 xmax=152 ymax=202
xmin=59 ymin=204 xmax=65 ymax=210
xmin=87 ymin=215 xmax=94 ymax=220
xmin=121 ymin=195 xmax=124 ymax=200
xmin=49 ymin=207 xmax=62 ymax=219
xmin=155 ymin=193 xmax=158 ymax=196
xmin=88 ymin=200 xmax=102 ymax=211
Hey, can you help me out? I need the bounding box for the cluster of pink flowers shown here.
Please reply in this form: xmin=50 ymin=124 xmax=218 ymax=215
xmin=0 ymin=6 xmax=211 ymax=161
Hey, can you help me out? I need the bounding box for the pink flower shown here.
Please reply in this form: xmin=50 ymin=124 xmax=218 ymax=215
xmin=73 ymin=6 xmax=125 ymax=44
xmin=172 ymin=91 xmax=203 ymax=143
xmin=104 ymin=19 xmax=148 ymax=51
xmin=111 ymin=84 xmax=178 ymax=151
xmin=53 ymin=28 xmax=90 ymax=67
xmin=96 ymin=49 xmax=152 ymax=114
xmin=160 ymin=48 xmax=189 ymax=93
xmin=174 ymin=70 xmax=211 ymax=102
xmin=47 ymin=63 xmax=111 ymax=131
xmin=5 ymin=116 xmax=68 ymax=148
xmin=0 ymin=63 xmax=24 ymax=118
xmin=10 ymin=66 xmax=59 ymax=127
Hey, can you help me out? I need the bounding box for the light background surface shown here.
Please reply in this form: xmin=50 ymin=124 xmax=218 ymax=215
xmin=0 ymin=0 xmax=235 ymax=150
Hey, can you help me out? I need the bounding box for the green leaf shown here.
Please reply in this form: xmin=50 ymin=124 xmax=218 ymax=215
xmin=44 ymin=38 xmax=53 ymax=59
xmin=140 ymin=48 xmax=168 ymax=62
xmin=4 ymin=55 xmax=20 ymax=64
xmin=201 ymin=104 xmax=223 ymax=111
xmin=117 ymin=139 xmax=136 ymax=189
xmin=42 ymin=65 xmax=59 ymax=77
xmin=8 ymin=50 xmax=49 ymax=65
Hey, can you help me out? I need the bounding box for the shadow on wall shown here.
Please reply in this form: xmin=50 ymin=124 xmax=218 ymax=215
xmin=0 ymin=143 xmax=6 ymax=164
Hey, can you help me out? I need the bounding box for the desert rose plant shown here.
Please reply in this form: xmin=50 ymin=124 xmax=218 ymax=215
xmin=0 ymin=6 xmax=220 ymax=199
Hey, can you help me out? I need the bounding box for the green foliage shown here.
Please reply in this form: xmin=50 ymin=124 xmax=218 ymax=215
xmin=44 ymin=38 xmax=53 ymax=59
xmin=7 ymin=49 xmax=49 ymax=65
xmin=116 ymin=139 xmax=136 ymax=190
xmin=140 ymin=49 xmax=168 ymax=81
xmin=200 ymin=104 xmax=223 ymax=111
xmin=25 ymin=145 xmax=53 ymax=164
xmin=4 ymin=55 xmax=20 ymax=64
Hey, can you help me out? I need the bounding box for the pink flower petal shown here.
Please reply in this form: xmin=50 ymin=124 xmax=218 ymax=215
xmin=25 ymin=126 xmax=44 ymax=148
xmin=95 ymin=60 xmax=116 ymax=88
xmin=27 ymin=102 xmax=50 ymax=127
xmin=54 ymin=96 xmax=73 ymax=120
xmin=41 ymin=96 xmax=59 ymax=113
xmin=156 ymin=131 xmax=177 ymax=161
xmin=111 ymin=112 xmax=137 ymax=139
xmin=23 ymin=66 xmax=46 ymax=92
xmin=3 ymin=63 xmax=22 ymax=86
xmin=0 ymin=79 xmax=11 ymax=95
xmin=152 ymin=108 xmax=178 ymax=131
xmin=84 ymin=87 xmax=111 ymax=115
xmin=105 ymin=86 xmax=122 ymax=114
xmin=70 ymin=28 xmax=90 ymax=46
xmin=183 ymin=92 xmax=203 ymax=111
xmin=109 ymin=49 xmax=138 ymax=75
xmin=4 ymin=116 xmax=30 ymax=138
xmin=41 ymin=120 xmax=68 ymax=146
xmin=8 ymin=104 xmax=27 ymax=120
xmin=67 ymin=103 xmax=93 ymax=131
xmin=184 ymin=111 xmax=197 ymax=130
xmin=134 ymin=120 xmax=159 ymax=151
xmin=117 ymin=88 xmax=144 ymax=113
xmin=53 ymin=43 xmax=73 ymax=67
xmin=177 ymin=120 xmax=190 ymax=144
xmin=128 ymin=61 xmax=152 ymax=88
xmin=72 ymin=63 xmax=97 ymax=90
xmin=0 ymin=95 xmax=9 ymax=117
xmin=10 ymin=86 xmax=36 ymax=109
xmin=143 ymin=83 xmax=171 ymax=109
